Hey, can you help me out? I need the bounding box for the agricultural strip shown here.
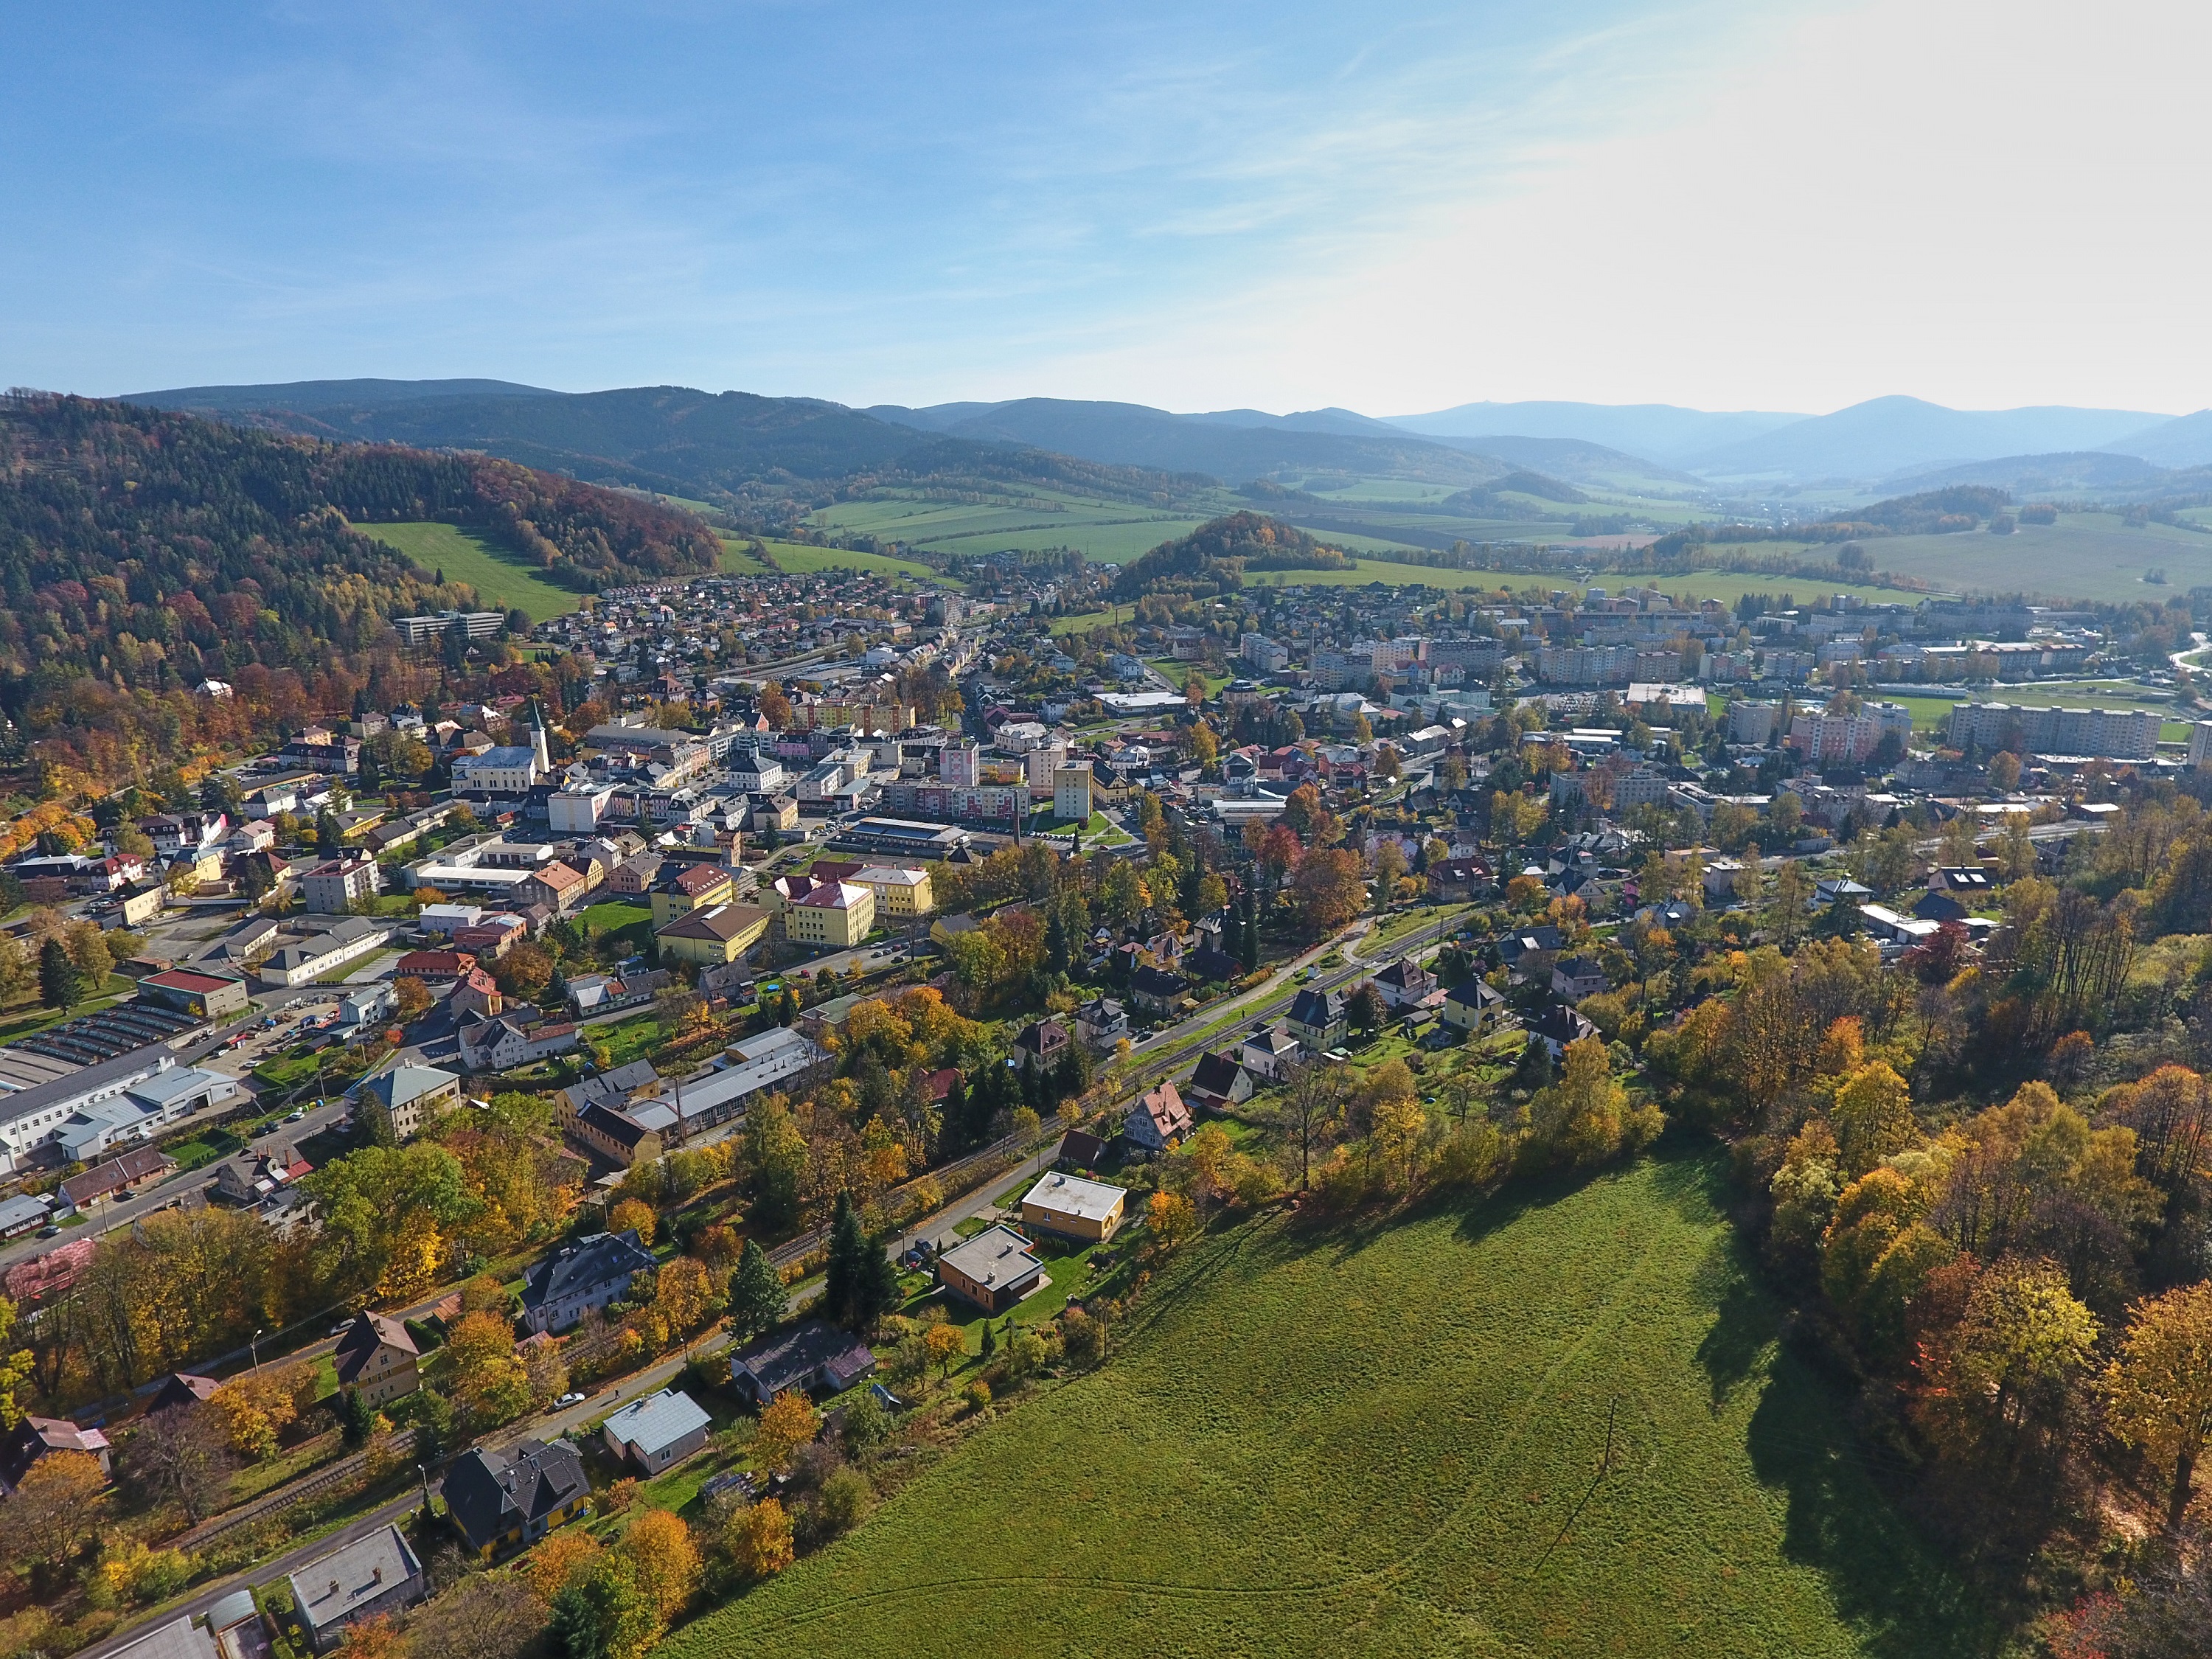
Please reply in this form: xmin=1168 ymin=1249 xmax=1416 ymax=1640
xmin=356 ymin=521 xmax=586 ymax=620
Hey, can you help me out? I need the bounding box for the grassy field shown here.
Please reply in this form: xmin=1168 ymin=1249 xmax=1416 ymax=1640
xmin=717 ymin=535 xmax=776 ymax=576
xmin=758 ymin=540 xmax=947 ymax=584
xmin=810 ymin=487 xmax=1222 ymax=563
xmin=1717 ymin=515 xmax=2212 ymax=605
xmin=1239 ymin=561 xmax=1915 ymax=608
xmin=355 ymin=521 xmax=586 ymax=620
xmin=1879 ymin=685 xmax=2193 ymax=738
xmin=661 ymin=1151 xmax=1991 ymax=1659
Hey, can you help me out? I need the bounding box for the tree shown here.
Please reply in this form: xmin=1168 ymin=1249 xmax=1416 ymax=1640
xmin=1275 ymin=1060 xmax=1342 ymax=1189
xmin=1146 ymin=1190 xmax=1199 ymax=1253
xmin=608 ymin=1197 xmax=656 ymax=1247
xmin=549 ymin=1557 xmax=655 ymax=1659
xmin=394 ymin=976 xmax=434 ymax=1021
xmin=723 ymin=1497 xmax=795 ymax=1579
xmin=37 ymin=935 xmax=80 ymax=1012
xmin=527 ymin=1528 xmax=605 ymax=1607
xmin=624 ymin=1509 xmax=701 ymax=1624
xmin=753 ymin=1389 xmax=820 ymax=1474
xmin=120 ymin=1405 xmax=234 ymax=1523
xmin=0 ymin=1294 xmax=31 ymax=1428
xmin=745 ymin=1094 xmax=808 ymax=1230
xmin=2100 ymin=1283 xmax=2212 ymax=1530
xmin=923 ymin=1321 xmax=967 ymax=1380
xmin=1526 ymin=1038 xmax=1658 ymax=1168
xmin=408 ymin=1574 xmax=541 ymax=1659
xmin=0 ymin=1448 xmax=105 ymax=1569
xmin=316 ymin=808 xmax=344 ymax=854
xmin=1989 ymin=750 xmax=2022 ymax=792
xmin=822 ymin=1190 xmax=894 ymax=1332
xmin=1290 ymin=848 xmax=1366 ymax=933
xmin=1830 ymin=1061 xmax=1917 ymax=1178
xmin=1347 ymin=981 xmax=1385 ymax=1036
xmin=446 ymin=1310 xmax=532 ymax=1430
xmin=1916 ymin=1255 xmax=2098 ymax=1462
xmin=726 ymin=1240 xmax=787 ymax=1341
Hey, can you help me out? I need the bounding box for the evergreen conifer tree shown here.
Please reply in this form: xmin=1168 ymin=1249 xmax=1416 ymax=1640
xmin=37 ymin=936 xmax=80 ymax=1012
xmin=726 ymin=1239 xmax=786 ymax=1340
xmin=824 ymin=1190 xmax=866 ymax=1328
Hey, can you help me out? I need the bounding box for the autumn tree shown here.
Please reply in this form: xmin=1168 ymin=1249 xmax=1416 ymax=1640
xmin=526 ymin=1529 xmax=605 ymax=1607
xmin=608 ymin=1197 xmax=656 ymax=1247
xmin=1526 ymin=1038 xmax=1659 ymax=1169
xmin=446 ymin=1310 xmax=531 ymax=1430
xmin=624 ymin=1508 xmax=701 ymax=1624
xmin=407 ymin=1574 xmax=541 ymax=1659
xmin=0 ymin=1449 xmax=105 ymax=1570
xmin=549 ymin=1555 xmax=655 ymax=1659
xmin=1914 ymin=1255 xmax=2098 ymax=1467
xmin=1290 ymin=848 xmax=1366 ymax=934
xmin=2100 ymin=1283 xmax=2212 ymax=1529
xmin=1273 ymin=1058 xmax=1343 ymax=1190
xmin=723 ymin=1498 xmax=795 ymax=1579
xmin=1830 ymin=1061 xmax=1917 ymax=1178
xmin=753 ymin=1389 xmax=820 ymax=1474
xmin=1146 ymin=1190 xmax=1199 ymax=1253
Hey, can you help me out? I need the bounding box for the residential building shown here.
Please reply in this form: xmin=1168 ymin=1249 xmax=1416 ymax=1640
xmin=1370 ymin=957 xmax=1436 ymax=1011
xmin=1012 ymin=1019 xmax=1071 ymax=1073
xmin=147 ymin=1373 xmax=221 ymax=1414
xmin=1787 ymin=702 xmax=1915 ymax=765
xmin=601 ymin=1388 xmax=712 ymax=1475
xmin=1239 ymin=633 xmax=1289 ymax=673
xmin=288 ymin=1526 xmax=428 ymax=1652
xmin=1187 ymin=1051 xmax=1256 ymax=1109
xmin=110 ymin=1618 xmax=218 ymax=1659
xmin=1728 ymin=700 xmax=1784 ymax=745
xmin=651 ymin=863 xmax=735 ymax=925
xmin=1531 ymin=1004 xmax=1599 ymax=1057
xmin=1054 ymin=765 xmax=1095 ymax=824
xmin=56 ymin=1144 xmax=177 ymax=1211
xmin=254 ymin=917 xmax=398 ymax=987
xmin=852 ymin=864 xmax=933 ymax=918
xmin=357 ymin=1065 xmax=460 ymax=1142
xmin=395 ymin=950 xmax=477 ymax=983
xmin=1947 ymin=701 xmax=2159 ymax=761
xmin=456 ymin=1013 xmax=578 ymax=1072
xmin=655 ymin=902 xmax=771 ymax=967
xmin=936 ymin=1223 xmax=1046 ymax=1312
xmin=524 ymin=860 xmax=590 ymax=914
xmin=1124 ymin=1080 xmax=1192 ymax=1152
xmin=939 ymin=738 xmax=981 ymax=787
xmin=1237 ymin=1024 xmax=1302 ymax=1080
xmin=1019 ymin=1172 xmax=1127 ymax=1242
xmin=1285 ymin=987 xmax=1348 ymax=1051
xmin=1441 ymin=978 xmax=1504 ymax=1035
xmin=519 ymin=1229 xmax=656 ymax=1334
xmin=1074 ymin=995 xmax=1128 ymax=1049
xmin=300 ymin=854 xmax=381 ymax=915
xmin=1551 ymin=956 xmax=1609 ymax=1001
xmin=1129 ymin=964 xmax=1190 ymax=1015
xmin=728 ymin=1318 xmax=877 ymax=1404
xmin=0 ymin=1415 xmax=111 ymax=1493
xmin=444 ymin=1439 xmax=591 ymax=1563
xmin=331 ymin=1314 xmax=420 ymax=1408
xmin=786 ymin=880 xmax=874 ymax=949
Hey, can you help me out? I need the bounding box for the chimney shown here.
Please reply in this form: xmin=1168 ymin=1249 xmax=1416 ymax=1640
xmin=372 ymin=1567 xmax=383 ymax=1584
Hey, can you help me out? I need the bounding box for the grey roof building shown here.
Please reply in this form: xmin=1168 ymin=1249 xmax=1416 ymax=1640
xmin=442 ymin=1438 xmax=591 ymax=1561
xmin=519 ymin=1229 xmax=655 ymax=1334
xmin=600 ymin=1387 xmax=712 ymax=1472
xmin=287 ymin=1523 xmax=428 ymax=1651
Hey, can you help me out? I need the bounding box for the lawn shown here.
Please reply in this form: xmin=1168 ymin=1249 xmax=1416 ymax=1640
xmin=660 ymin=1150 xmax=1992 ymax=1659
xmin=354 ymin=521 xmax=587 ymax=622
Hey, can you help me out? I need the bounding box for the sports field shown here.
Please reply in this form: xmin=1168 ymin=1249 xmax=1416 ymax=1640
xmin=357 ymin=521 xmax=586 ymax=620
xmin=658 ymin=1152 xmax=1990 ymax=1659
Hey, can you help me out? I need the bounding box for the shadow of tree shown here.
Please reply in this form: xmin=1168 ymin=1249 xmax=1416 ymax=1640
xmin=1745 ymin=1343 xmax=2006 ymax=1659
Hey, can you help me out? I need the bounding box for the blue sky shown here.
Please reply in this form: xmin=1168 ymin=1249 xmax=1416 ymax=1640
xmin=4 ymin=1 xmax=2208 ymax=414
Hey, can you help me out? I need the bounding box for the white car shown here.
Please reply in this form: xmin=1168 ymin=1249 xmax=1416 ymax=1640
xmin=555 ymin=1391 xmax=585 ymax=1408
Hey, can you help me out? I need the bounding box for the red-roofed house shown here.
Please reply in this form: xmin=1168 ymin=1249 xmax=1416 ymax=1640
xmin=395 ymin=950 xmax=477 ymax=983
xmin=1124 ymin=1080 xmax=1192 ymax=1153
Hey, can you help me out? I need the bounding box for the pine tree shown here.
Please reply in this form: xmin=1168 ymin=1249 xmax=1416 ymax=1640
xmin=855 ymin=1226 xmax=900 ymax=1330
xmin=38 ymin=936 xmax=81 ymax=1012
xmin=823 ymin=1192 xmax=868 ymax=1329
xmin=726 ymin=1239 xmax=786 ymax=1340
xmin=339 ymin=1387 xmax=376 ymax=1448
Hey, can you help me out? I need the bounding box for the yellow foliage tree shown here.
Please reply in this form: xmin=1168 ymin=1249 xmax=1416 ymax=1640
xmin=723 ymin=1498 xmax=794 ymax=1579
xmin=608 ymin=1198 xmax=656 ymax=1247
xmin=2099 ymin=1282 xmax=2212 ymax=1529
xmin=623 ymin=1508 xmax=701 ymax=1624
xmin=1145 ymin=1190 xmax=1199 ymax=1253
xmin=528 ymin=1529 xmax=604 ymax=1605
xmin=1831 ymin=1061 xmax=1918 ymax=1178
xmin=752 ymin=1389 xmax=819 ymax=1474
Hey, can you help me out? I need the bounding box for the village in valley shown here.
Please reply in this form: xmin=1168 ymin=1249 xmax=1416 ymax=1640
xmin=3 ymin=531 xmax=2208 ymax=1659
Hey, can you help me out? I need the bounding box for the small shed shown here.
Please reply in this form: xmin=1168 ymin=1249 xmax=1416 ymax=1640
xmin=600 ymin=1388 xmax=712 ymax=1474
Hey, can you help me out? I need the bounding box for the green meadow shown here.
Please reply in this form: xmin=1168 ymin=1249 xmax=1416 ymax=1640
xmin=356 ymin=521 xmax=586 ymax=620
xmin=659 ymin=1152 xmax=1992 ymax=1659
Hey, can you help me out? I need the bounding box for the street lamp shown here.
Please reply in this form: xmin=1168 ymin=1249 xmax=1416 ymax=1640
xmin=249 ymin=1326 xmax=265 ymax=1374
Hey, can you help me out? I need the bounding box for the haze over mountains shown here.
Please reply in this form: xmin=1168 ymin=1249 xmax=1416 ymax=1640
xmin=127 ymin=379 xmax=2212 ymax=498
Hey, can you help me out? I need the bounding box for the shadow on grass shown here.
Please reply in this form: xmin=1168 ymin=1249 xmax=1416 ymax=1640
xmin=1746 ymin=1344 xmax=2005 ymax=1659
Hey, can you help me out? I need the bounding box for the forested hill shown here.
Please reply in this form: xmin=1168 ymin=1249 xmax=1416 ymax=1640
xmin=0 ymin=392 xmax=715 ymax=805
xmin=1109 ymin=512 xmax=1353 ymax=601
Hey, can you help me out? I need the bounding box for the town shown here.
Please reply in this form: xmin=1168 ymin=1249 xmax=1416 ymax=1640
xmin=3 ymin=543 xmax=2209 ymax=1659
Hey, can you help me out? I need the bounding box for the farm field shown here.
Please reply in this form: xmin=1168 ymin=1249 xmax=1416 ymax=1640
xmin=658 ymin=1151 xmax=1991 ymax=1659
xmin=1726 ymin=515 xmax=2212 ymax=605
xmin=810 ymin=486 xmax=1226 ymax=563
xmin=1242 ymin=560 xmax=1914 ymax=608
xmin=356 ymin=521 xmax=586 ymax=620
xmin=759 ymin=540 xmax=948 ymax=584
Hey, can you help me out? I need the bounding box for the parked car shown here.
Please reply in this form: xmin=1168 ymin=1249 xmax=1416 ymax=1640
xmin=555 ymin=1391 xmax=585 ymax=1408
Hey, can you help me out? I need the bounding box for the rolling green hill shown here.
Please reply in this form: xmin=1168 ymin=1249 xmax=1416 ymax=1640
xmin=661 ymin=1152 xmax=1991 ymax=1659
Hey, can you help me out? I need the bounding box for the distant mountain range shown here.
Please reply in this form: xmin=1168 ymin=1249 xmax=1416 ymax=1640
xmin=125 ymin=379 xmax=2212 ymax=498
